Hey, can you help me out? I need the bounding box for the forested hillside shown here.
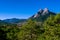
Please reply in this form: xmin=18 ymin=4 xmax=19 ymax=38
xmin=0 ymin=14 xmax=60 ymax=40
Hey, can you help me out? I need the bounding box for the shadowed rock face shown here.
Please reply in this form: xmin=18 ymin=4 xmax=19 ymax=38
xmin=30 ymin=8 xmax=56 ymax=22
xmin=38 ymin=9 xmax=43 ymax=13
xmin=33 ymin=9 xmax=43 ymax=18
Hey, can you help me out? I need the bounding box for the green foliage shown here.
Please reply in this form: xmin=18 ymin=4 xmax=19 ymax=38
xmin=6 ymin=27 xmax=20 ymax=40
xmin=17 ymin=20 xmax=41 ymax=40
xmin=0 ymin=24 xmax=20 ymax=40
xmin=37 ymin=14 xmax=60 ymax=40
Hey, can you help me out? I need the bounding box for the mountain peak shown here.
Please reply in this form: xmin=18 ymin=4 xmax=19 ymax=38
xmin=30 ymin=8 xmax=56 ymax=22
xmin=44 ymin=8 xmax=48 ymax=11
xmin=33 ymin=8 xmax=49 ymax=18
xmin=42 ymin=8 xmax=49 ymax=15
xmin=38 ymin=9 xmax=43 ymax=13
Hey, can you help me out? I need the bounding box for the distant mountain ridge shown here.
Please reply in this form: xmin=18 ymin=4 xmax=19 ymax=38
xmin=2 ymin=18 xmax=27 ymax=24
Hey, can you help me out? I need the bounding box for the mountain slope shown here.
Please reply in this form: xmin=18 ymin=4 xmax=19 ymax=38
xmin=30 ymin=8 xmax=56 ymax=22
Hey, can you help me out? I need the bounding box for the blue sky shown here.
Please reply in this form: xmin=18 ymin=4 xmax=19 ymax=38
xmin=0 ymin=0 xmax=60 ymax=20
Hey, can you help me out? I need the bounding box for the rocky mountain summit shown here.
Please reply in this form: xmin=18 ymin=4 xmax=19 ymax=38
xmin=30 ymin=8 xmax=56 ymax=22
